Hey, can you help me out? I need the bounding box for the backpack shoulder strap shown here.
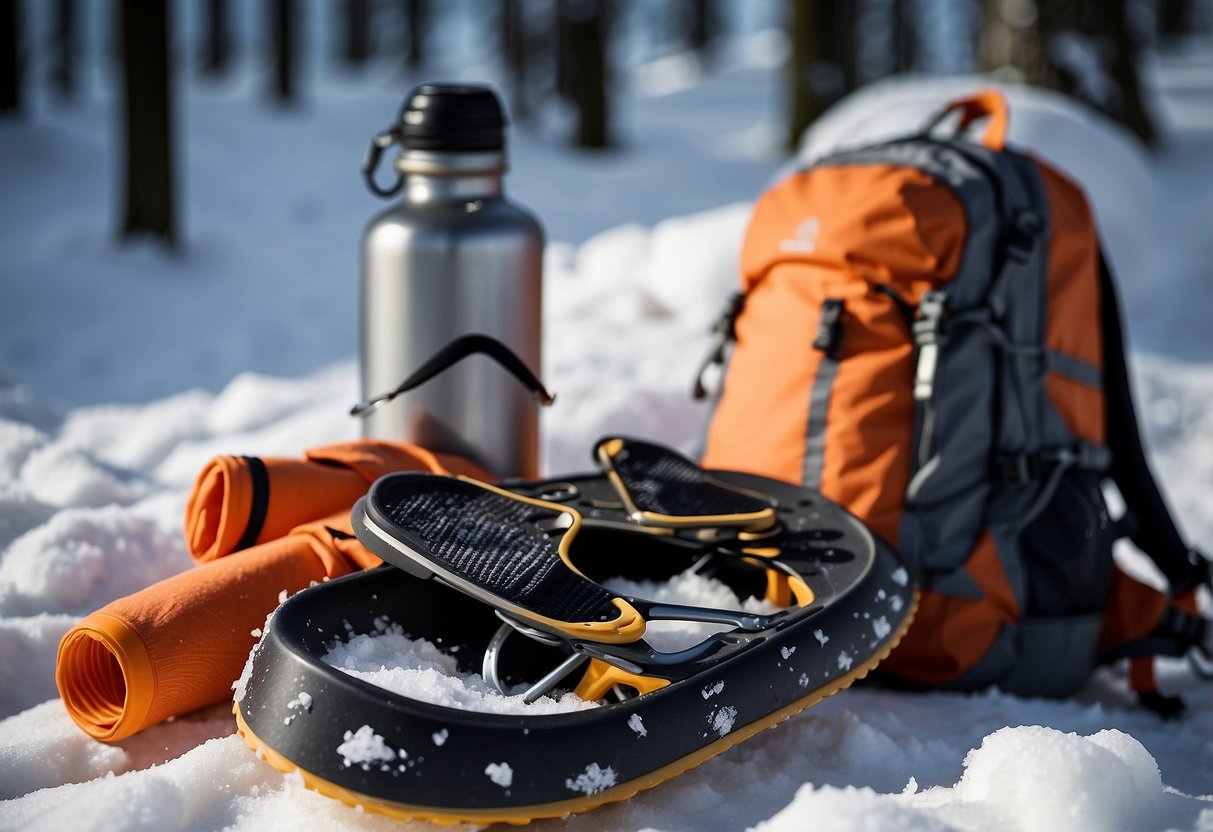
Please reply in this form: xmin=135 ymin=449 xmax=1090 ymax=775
xmin=1100 ymin=249 xmax=1207 ymax=592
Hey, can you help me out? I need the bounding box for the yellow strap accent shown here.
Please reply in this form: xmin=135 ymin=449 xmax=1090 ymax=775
xmin=572 ymin=658 xmax=670 ymax=701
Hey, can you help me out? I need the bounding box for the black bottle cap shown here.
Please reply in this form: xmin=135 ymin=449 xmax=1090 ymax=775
xmin=397 ymin=84 xmax=507 ymax=153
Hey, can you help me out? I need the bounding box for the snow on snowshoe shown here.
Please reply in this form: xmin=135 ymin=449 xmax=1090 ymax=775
xmin=233 ymin=438 xmax=918 ymax=824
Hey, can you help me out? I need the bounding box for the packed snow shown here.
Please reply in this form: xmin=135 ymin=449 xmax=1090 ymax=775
xmin=336 ymin=725 xmax=405 ymax=773
xmin=484 ymin=762 xmax=514 ymax=790
xmin=322 ymin=619 xmax=597 ymax=716
xmin=317 ymin=565 xmax=780 ymax=715
xmin=564 ymin=764 xmax=620 ymax=797
xmin=2 ymin=8 xmax=1213 ymax=832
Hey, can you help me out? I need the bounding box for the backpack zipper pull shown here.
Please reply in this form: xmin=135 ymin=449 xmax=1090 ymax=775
xmin=913 ymin=291 xmax=947 ymax=401
xmin=692 ymin=292 xmax=746 ymax=400
xmin=813 ymin=298 xmax=847 ymax=360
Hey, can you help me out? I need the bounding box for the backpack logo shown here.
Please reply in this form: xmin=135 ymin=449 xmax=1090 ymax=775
xmin=780 ymin=217 xmax=820 ymax=254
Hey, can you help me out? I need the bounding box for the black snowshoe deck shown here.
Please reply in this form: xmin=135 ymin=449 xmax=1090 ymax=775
xmin=234 ymin=453 xmax=918 ymax=825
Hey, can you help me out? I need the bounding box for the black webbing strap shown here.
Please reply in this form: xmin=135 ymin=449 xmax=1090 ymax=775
xmin=351 ymin=334 xmax=555 ymax=418
xmin=1102 ymin=606 xmax=1209 ymax=663
xmin=692 ymin=292 xmax=746 ymax=401
xmin=1100 ymin=251 xmax=1206 ymax=592
xmin=234 ymin=455 xmax=270 ymax=551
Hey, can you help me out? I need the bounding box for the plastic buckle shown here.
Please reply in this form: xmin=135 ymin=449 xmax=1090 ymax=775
xmin=1005 ymin=210 xmax=1044 ymax=264
xmin=994 ymin=454 xmax=1038 ymax=485
xmin=813 ymin=298 xmax=846 ymax=360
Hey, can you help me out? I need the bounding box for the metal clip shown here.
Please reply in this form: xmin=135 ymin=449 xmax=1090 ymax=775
xmin=362 ymin=127 xmax=405 ymax=198
xmin=913 ymin=291 xmax=947 ymax=402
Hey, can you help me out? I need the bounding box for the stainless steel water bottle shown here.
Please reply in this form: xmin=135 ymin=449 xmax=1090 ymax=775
xmin=358 ymin=84 xmax=544 ymax=479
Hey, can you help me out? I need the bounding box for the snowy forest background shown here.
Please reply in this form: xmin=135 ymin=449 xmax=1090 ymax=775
xmin=2 ymin=1 xmax=1212 ymax=831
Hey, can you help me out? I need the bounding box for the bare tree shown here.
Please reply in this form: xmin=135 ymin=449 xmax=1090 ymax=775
xmin=501 ymin=0 xmax=529 ymax=119
xmin=404 ymin=0 xmax=427 ymax=71
xmin=981 ymin=0 xmax=1157 ymax=145
xmin=119 ymin=0 xmax=177 ymax=246
xmin=687 ymin=0 xmax=719 ymax=64
xmin=891 ymin=0 xmax=918 ymax=73
xmin=343 ymin=0 xmax=371 ymax=65
xmin=1157 ymin=0 xmax=1193 ymax=39
xmin=49 ymin=0 xmax=77 ymax=99
xmin=560 ymin=0 xmax=611 ymax=148
xmin=201 ymin=0 xmax=231 ymax=77
xmin=980 ymin=0 xmax=1051 ymax=84
xmin=787 ymin=0 xmax=855 ymax=150
xmin=1104 ymin=0 xmax=1156 ymax=145
xmin=269 ymin=0 xmax=298 ymax=103
xmin=0 ymin=0 xmax=20 ymax=114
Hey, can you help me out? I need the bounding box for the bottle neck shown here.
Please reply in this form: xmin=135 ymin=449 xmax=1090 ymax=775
xmin=403 ymin=173 xmax=503 ymax=203
xmin=395 ymin=149 xmax=506 ymax=204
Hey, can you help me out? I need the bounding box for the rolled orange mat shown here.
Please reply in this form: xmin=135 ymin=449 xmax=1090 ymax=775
xmin=56 ymin=512 xmax=381 ymax=743
xmin=185 ymin=439 xmax=492 ymax=562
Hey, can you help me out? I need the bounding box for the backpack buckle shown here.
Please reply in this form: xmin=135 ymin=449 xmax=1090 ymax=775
xmin=1005 ymin=210 xmax=1044 ymax=264
xmin=994 ymin=453 xmax=1040 ymax=485
xmin=813 ymin=298 xmax=846 ymax=360
xmin=913 ymin=291 xmax=947 ymax=401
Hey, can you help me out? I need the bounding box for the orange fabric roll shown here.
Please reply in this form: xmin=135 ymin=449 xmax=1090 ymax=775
xmin=56 ymin=513 xmax=379 ymax=743
xmin=185 ymin=439 xmax=492 ymax=562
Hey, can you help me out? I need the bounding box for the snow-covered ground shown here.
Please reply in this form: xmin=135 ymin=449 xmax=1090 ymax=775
xmin=2 ymin=11 xmax=1213 ymax=831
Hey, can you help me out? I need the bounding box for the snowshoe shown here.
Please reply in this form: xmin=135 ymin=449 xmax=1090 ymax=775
xmin=234 ymin=437 xmax=918 ymax=824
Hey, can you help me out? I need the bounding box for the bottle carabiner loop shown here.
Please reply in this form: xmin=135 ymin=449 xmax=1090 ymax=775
xmin=362 ymin=128 xmax=404 ymax=198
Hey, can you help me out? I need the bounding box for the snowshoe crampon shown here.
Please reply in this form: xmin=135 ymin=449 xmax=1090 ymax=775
xmin=234 ymin=437 xmax=918 ymax=824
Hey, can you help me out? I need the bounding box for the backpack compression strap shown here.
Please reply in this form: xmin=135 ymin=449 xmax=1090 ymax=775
xmin=1099 ymin=250 xmax=1212 ymax=715
xmin=1100 ymin=251 xmax=1209 ymax=593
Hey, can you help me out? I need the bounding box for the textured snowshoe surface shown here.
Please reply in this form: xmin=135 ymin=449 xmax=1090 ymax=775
xmin=366 ymin=473 xmax=618 ymax=626
xmin=597 ymin=437 xmax=775 ymax=521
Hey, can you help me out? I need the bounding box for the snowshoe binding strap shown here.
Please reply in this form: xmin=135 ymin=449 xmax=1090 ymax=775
xmin=354 ymin=469 xmax=837 ymax=702
xmin=593 ymin=436 xmax=777 ymax=533
xmin=356 ymin=474 xmax=644 ymax=645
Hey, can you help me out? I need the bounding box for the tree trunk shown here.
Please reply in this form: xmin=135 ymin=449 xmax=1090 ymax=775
xmin=201 ymin=0 xmax=230 ymax=77
xmin=787 ymin=0 xmax=846 ymax=151
xmin=405 ymin=0 xmax=426 ymax=71
xmin=979 ymin=0 xmax=1052 ymax=83
xmin=834 ymin=0 xmax=858 ymax=92
xmin=891 ymin=0 xmax=917 ymax=73
xmin=119 ymin=0 xmax=177 ymax=247
xmin=49 ymin=0 xmax=77 ymax=99
xmin=687 ymin=0 xmax=717 ymax=62
xmin=0 ymin=0 xmax=20 ymax=114
xmin=982 ymin=0 xmax=1157 ymax=146
xmin=1105 ymin=0 xmax=1156 ymax=146
xmin=1157 ymin=0 xmax=1191 ymax=39
xmin=270 ymin=0 xmax=297 ymax=103
xmin=344 ymin=0 xmax=371 ymax=65
xmin=554 ymin=0 xmax=571 ymax=98
xmin=563 ymin=0 xmax=610 ymax=149
xmin=501 ymin=0 xmax=528 ymax=119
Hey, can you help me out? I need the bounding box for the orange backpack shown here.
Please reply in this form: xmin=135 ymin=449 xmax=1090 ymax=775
xmin=698 ymin=91 xmax=1211 ymax=713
